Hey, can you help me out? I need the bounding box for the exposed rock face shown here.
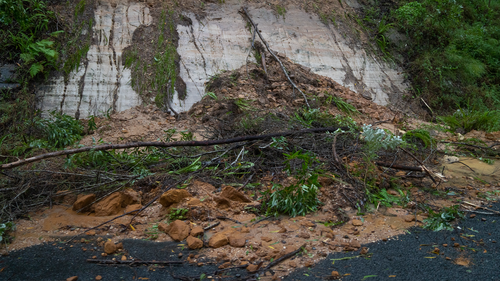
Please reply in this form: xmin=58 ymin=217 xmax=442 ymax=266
xmin=39 ymin=2 xmax=406 ymax=118
xmin=167 ymin=220 xmax=190 ymax=241
xmin=220 ymin=185 xmax=252 ymax=202
xmin=38 ymin=0 xmax=152 ymax=119
xmin=159 ymin=189 xmax=192 ymax=208
xmin=72 ymin=194 xmax=95 ymax=211
xmin=208 ymin=233 xmax=229 ymax=248
xmin=93 ymin=192 xmax=122 ymax=216
xmin=186 ymin=236 xmax=203 ymax=249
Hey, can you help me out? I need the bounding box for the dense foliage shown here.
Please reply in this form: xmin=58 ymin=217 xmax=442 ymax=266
xmin=392 ymin=0 xmax=500 ymax=110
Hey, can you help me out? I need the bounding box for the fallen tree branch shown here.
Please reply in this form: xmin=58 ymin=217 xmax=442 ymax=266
xmin=258 ymin=243 xmax=306 ymax=273
xmin=1 ymin=127 xmax=344 ymax=170
xmin=440 ymin=141 xmax=500 ymax=150
xmin=400 ymin=148 xmax=437 ymax=184
xmin=239 ymin=7 xmax=310 ymax=108
xmin=375 ymin=162 xmax=427 ymax=172
xmin=462 ymin=201 xmax=500 ymax=215
xmin=86 ymin=259 xmax=183 ymax=265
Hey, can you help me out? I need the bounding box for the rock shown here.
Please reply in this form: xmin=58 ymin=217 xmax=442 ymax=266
xmin=95 ymin=276 xmax=102 ymax=281
xmin=350 ymin=240 xmax=361 ymax=248
xmin=331 ymin=271 xmax=340 ymax=277
xmin=66 ymin=277 xmax=78 ymax=281
xmin=278 ymin=227 xmax=287 ymax=233
xmin=443 ymin=155 xmax=459 ymax=164
xmin=261 ymin=236 xmax=272 ymax=242
xmin=190 ymin=226 xmax=204 ymax=237
xmin=289 ymin=261 xmax=297 ymax=268
xmin=241 ymin=227 xmax=250 ymax=233
xmin=220 ymin=185 xmax=252 ymax=202
xmin=72 ymin=194 xmax=96 ymax=211
xmin=55 ymin=191 xmax=77 ymax=205
xmin=93 ymin=192 xmax=122 ymax=216
xmin=85 ymin=230 xmax=96 ymax=236
xmin=209 ymin=233 xmax=229 ymax=248
xmin=229 ymin=234 xmax=246 ymax=247
xmin=121 ymin=255 xmax=127 ymax=261
xmin=124 ymin=204 xmax=143 ymax=215
xmin=387 ymin=189 xmax=399 ymax=196
xmin=158 ymin=223 xmax=170 ymax=233
xmin=305 ymin=260 xmax=314 ymax=267
xmin=298 ymin=232 xmax=310 ymax=239
xmin=159 ymin=189 xmax=192 ymax=208
xmin=187 ymin=198 xmax=202 ymax=206
xmin=485 ymin=131 xmax=500 ymax=141
xmin=246 ymin=264 xmax=259 ymax=272
xmin=214 ymin=196 xmax=231 ymax=209
xmin=121 ymin=188 xmax=141 ymax=207
xmin=404 ymin=215 xmax=415 ymax=222
xmin=360 ymin=247 xmax=369 ymax=255
xmin=186 ymin=236 xmax=204 ymax=249
xmin=167 ymin=220 xmax=190 ymax=241
xmin=300 ymin=220 xmax=316 ymax=227
xmin=470 ymin=214 xmax=476 ymax=218
xmin=191 ymin=180 xmax=216 ymax=192
xmin=104 ymin=240 xmax=117 ymax=254
xmin=219 ymin=262 xmax=232 ymax=269
xmin=351 ymin=219 xmax=363 ymax=226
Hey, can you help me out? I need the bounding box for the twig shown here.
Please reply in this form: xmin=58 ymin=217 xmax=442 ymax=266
xmin=1 ymin=127 xmax=346 ymax=170
xmin=236 ymin=172 xmax=255 ymax=192
xmin=462 ymin=201 xmax=500 ymax=215
xmin=400 ymin=148 xmax=437 ymax=184
xmin=203 ymin=221 xmax=220 ymax=231
xmin=375 ymin=162 xmax=427 ymax=172
xmin=239 ymin=7 xmax=310 ymax=108
xmin=214 ymin=216 xmax=243 ymax=224
xmin=258 ymin=243 xmax=306 ymax=273
xmin=440 ymin=141 xmax=500 ymax=150
xmin=251 ymin=216 xmax=274 ymax=226
xmin=86 ymin=259 xmax=183 ymax=265
xmin=461 ymin=209 xmax=499 ymax=216
xmin=456 ymin=161 xmax=476 ymax=173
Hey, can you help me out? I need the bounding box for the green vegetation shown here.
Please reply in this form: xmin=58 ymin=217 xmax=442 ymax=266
xmin=403 ymin=129 xmax=435 ymax=148
xmin=261 ymin=150 xmax=322 ymax=217
xmin=438 ymin=108 xmax=500 ymax=133
xmin=167 ymin=208 xmax=189 ymax=222
xmin=393 ymin=0 xmax=500 ymax=111
xmin=423 ymin=205 xmax=464 ymax=231
xmin=276 ymin=5 xmax=286 ymax=18
xmin=326 ymin=95 xmax=359 ymax=115
xmin=0 ymin=221 xmax=15 ymax=243
xmin=31 ymin=110 xmax=84 ymax=149
xmin=361 ymin=124 xmax=405 ymax=160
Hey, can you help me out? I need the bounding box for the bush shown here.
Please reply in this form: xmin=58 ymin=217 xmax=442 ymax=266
xmin=32 ymin=110 xmax=83 ymax=148
xmin=438 ymin=109 xmax=500 ymax=133
xmin=261 ymin=150 xmax=322 ymax=217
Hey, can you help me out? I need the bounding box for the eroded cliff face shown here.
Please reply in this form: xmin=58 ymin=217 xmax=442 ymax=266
xmin=38 ymin=0 xmax=407 ymax=119
xmin=38 ymin=0 xmax=152 ymax=119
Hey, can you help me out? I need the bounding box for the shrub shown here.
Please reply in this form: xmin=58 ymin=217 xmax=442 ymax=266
xmin=32 ymin=110 xmax=83 ymax=148
xmin=438 ymin=109 xmax=500 ymax=133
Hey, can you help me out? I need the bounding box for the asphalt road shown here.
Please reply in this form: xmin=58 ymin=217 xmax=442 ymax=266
xmin=1 ymin=202 xmax=499 ymax=281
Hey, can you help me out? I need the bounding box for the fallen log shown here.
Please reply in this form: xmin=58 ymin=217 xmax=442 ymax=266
xmin=0 ymin=127 xmax=346 ymax=170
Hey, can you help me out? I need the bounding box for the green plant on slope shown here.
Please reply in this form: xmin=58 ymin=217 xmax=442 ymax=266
xmin=361 ymin=124 xmax=405 ymax=160
xmin=0 ymin=221 xmax=15 ymax=243
xmin=403 ymin=129 xmax=435 ymax=148
xmin=327 ymin=95 xmax=359 ymax=115
xmin=31 ymin=110 xmax=83 ymax=149
xmin=167 ymin=208 xmax=189 ymax=222
xmin=262 ymin=150 xmax=322 ymax=217
xmin=423 ymin=205 xmax=464 ymax=231
xmin=438 ymin=108 xmax=500 ymax=133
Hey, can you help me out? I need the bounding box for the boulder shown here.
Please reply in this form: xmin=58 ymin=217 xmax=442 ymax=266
xmin=72 ymin=194 xmax=96 ymax=211
xmin=167 ymin=220 xmax=190 ymax=241
xmin=229 ymin=234 xmax=246 ymax=247
xmin=208 ymin=233 xmax=228 ymax=248
xmin=186 ymin=236 xmax=203 ymax=249
xmin=93 ymin=192 xmax=122 ymax=216
xmin=190 ymin=226 xmax=204 ymax=237
xmin=121 ymin=188 xmax=141 ymax=207
xmin=220 ymin=185 xmax=252 ymax=202
xmin=159 ymin=189 xmax=192 ymax=208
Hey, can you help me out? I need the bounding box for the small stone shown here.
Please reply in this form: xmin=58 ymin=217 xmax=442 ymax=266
xmin=446 ymin=257 xmax=451 ymax=260
xmin=209 ymin=233 xmax=229 ymax=248
xmin=159 ymin=189 xmax=192 ymax=208
xmin=453 ymin=243 xmax=460 ymax=247
xmin=246 ymin=264 xmax=259 ymax=272
xmin=95 ymin=276 xmax=102 ymax=281
xmin=350 ymin=240 xmax=361 ymax=248
xmin=382 ymin=238 xmax=388 ymax=242
xmin=66 ymin=277 xmax=78 ymax=281
xmin=187 ymin=236 xmax=204 ymax=249
xmin=278 ymin=227 xmax=287 ymax=233
xmin=104 ymin=240 xmax=117 ymax=254
xmin=360 ymin=247 xmax=369 ymax=255
xmin=85 ymin=230 xmax=96 ymax=236
xmin=481 ymin=218 xmax=487 ymax=221
xmin=219 ymin=262 xmax=232 ymax=269
xmin=289 ymin=261 xmax=297 ymax=268
xmin=190 ymin=226 xmax=204 ymax=237
xmin=470 ymin=214 xmax=476 ymax=218
xmin=300 ymin=220 xmax=316 ymax=227
xmin=167 ymin=220 xmax=191 ymax=241
xmin=121 ymin=255 xmax=127 ymax=261
xmin=178 ymin=253 xmax=183 ymax=258
xmin=101 ymin=253 xmax=107 ymax=257
xmin=351 ymin=219 xmax=363 ymax=226
xmin=331 ymin=271 xmax=340 ymax=277
xmin=433 ymin=248 xmax=440 ymax=254
xmin=229 ymin=234 xmax=246 ymax=247
xmin=451 ymin=237 xmax=455 ymax=241
xmin=304 ymin=260 xmax=314 ymax=267
xmin=443 ymin=244 xmax=448 ymax=247
xmin=261 ymin=236 xmax=272 ymax=242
